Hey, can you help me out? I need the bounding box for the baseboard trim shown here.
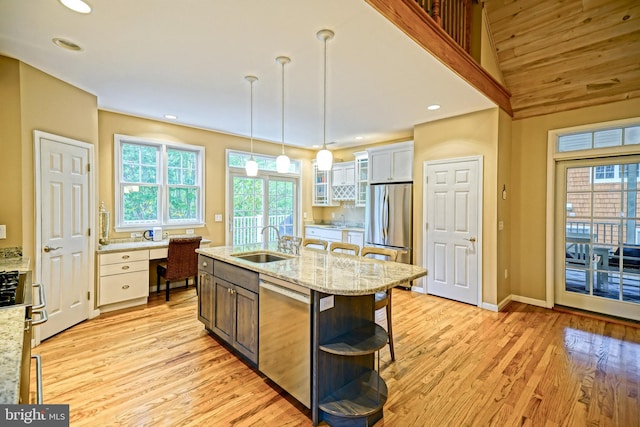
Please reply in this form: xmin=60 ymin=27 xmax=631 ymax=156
xmin=511 ymin=294 xmax=548 ymax=308
xmin=480 ymin=302 xmax=499 ymax=312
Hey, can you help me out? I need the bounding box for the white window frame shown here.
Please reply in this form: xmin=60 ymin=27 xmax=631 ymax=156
xmin=114 ymin=134 xmax=205 ymax=231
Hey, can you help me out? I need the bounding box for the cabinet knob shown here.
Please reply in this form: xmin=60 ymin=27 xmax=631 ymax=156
xmin=122 ymin=265 xmax=130 ymax=270
xmin=122 ymin=255 xmax=130 ymax=259
xmin=202 ymin=261 xmax=208 ymax=267
xmin=122 ymin=284 xmax=130 ymax=289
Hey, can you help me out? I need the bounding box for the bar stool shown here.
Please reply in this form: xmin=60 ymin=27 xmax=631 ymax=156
xmin=329 ymin=242 xmax=360 ymax=256
xmin=302 ymin=238 xmax=328 ymax=250
xmin=361 ymin=246 xmax=399 ymax=361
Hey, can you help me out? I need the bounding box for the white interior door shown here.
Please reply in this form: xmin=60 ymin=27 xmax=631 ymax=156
xmin=425 ymin=157 xmax=482 ymax=305
xmin=36 ymin=131 xmax=92 ymax=340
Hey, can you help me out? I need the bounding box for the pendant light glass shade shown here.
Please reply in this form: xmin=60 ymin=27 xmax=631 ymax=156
xmin=316 ymin=29 xmax=334 ymax=171
xmin=245 ymin=75 xmax=258 ymax=177
xmin=245 ymin=158 xmax=258 ymax=176
xmin=276 ymin=56 xmax=291 ymax=174
xmin=316 ymin=147 xmax=333 ymax=171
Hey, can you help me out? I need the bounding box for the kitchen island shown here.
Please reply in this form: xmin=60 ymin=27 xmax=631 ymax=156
xmin=196 ymin=245 xmax=426 ymax=426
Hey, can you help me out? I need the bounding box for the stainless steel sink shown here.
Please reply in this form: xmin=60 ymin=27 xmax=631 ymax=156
xmin=231 ymin=252 xmax=291 ymax=263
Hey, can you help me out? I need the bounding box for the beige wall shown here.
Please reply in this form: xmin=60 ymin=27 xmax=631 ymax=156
xmin=511 ymin=97 xmax=640 ymax=301
xmin=0 ymin=56 xmax=99 ymax=257
xmin=0 ymin=57 xmax=23 ymax=248
xmin=98 ymin=111 xmax=317 ymax=246
xmin=414 ymin=108 xmax=501 ymax=305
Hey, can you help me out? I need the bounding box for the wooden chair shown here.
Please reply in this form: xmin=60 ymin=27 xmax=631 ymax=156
xmin=329 ymin=242 xmax=360 ymax=256
xmin=361 ymin=246 xmax=399 ymax=361
xmin=157 ymin=236 xmax=202 ymax=301
xmin=302 ymin=238 xmax=328 ymax=250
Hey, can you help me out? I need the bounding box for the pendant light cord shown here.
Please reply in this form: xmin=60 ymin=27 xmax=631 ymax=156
xmin=281 ymin=60 xmax=285 ymax=155
xmin=322 ymin=35 xmax=327 ymax=149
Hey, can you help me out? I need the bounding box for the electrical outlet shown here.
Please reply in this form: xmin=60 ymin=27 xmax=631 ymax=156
xmin=131 ymin=232 xmax=142 ymax=238
xmin=331 ymin=212 xmax=335 ymax=219
xmin=185 ymin=229 xmax=194 ymax=235
xmin=214 ymin=214 xmax=223 ymax=222
xmin=303 ymin=212 xmax=307 ymax=219
xmin=0 ymin=225 xmax=6 ymax=239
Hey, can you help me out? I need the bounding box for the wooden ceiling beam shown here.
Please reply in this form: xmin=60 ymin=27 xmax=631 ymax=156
xmin=365 ymin=0 xmax=513 ymax=116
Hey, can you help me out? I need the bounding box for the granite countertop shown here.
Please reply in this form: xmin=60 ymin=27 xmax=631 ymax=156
xmin=0 ymin=257 xmax=31 ymax=272
xmin=97 ymin=235 xmax=211 ymax=254
xmin=0 ymin=256 xmax=31 ymax=404
xmin=305 ymin=224 xmax=365 ymax=232
xmin=196 ymin=245 xmax=426 ymax=296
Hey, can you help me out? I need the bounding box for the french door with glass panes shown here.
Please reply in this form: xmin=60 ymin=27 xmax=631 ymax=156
xmin=556 ymin=156 xmax=640 ymax=321
xmin=229 ymin=173 xmax=296 ymax=246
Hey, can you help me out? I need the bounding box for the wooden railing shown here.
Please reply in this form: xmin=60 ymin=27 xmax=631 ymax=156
xmin=415 ymin=0 xmax=472 ymax=53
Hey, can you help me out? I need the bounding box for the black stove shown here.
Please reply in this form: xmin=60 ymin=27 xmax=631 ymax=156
xmin=0 ymin=270 xmax=21 ymax=307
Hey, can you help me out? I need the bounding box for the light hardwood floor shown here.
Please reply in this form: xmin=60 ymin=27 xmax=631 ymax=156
xmin=32 ymin=288 xmax=639 ymax=426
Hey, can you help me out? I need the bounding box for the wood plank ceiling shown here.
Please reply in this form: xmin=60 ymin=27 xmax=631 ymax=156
xmin=483 ymin=0 xmax=640 ymax=119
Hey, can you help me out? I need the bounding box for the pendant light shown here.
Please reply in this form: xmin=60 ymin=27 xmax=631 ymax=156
xmin=245 ymin=75 xmax=259 ymax=177
xmin=316 ymin=29 xmax=334 ymax=171
xmin=275 ymin=56 xmax=291 ymax=174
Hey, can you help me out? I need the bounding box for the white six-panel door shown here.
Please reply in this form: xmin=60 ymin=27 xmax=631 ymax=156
xmin=425 ymin=157 xmax=482 ymax=305
xmin=36 ymin=131 xmax=92 ymax=340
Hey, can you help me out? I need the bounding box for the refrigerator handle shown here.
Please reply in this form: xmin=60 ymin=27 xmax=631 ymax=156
xmin=382 ymin=186 xmax=389 ymax=243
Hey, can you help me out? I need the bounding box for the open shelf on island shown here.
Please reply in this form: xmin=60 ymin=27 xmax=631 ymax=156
xmin=319 ymin=323 xmax=388 ymax=356
xmin=319 ymin=370 xmax=388 ymax=418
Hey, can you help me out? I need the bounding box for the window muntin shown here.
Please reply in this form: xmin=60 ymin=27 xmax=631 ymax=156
xmin=115 ymin=135 xmax=204 ymax=230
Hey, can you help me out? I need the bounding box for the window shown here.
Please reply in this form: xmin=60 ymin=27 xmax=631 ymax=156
xmin=114 ymin=134 xmax=204 ymax=230
xmin=226 ymin=150 xmax=300 ymax=246
xmin=558 ymin=125 xmax=640 ymax=152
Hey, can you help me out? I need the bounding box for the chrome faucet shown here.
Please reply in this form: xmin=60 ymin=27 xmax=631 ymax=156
xmin=261 ymin=225 xmax=281 ymax=246
xmin=339 ymin=214 xmax=346 ymax=228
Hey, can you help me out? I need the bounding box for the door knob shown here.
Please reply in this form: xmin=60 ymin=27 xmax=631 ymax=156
xmin=43 ymin=245 xmax=62 ymax=252
xmin=464 ymin=237 xmax=476 ymax=243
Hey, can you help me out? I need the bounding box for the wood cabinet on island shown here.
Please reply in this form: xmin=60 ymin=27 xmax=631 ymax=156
xmin=196 ymin=245 xmax=426 ymax=426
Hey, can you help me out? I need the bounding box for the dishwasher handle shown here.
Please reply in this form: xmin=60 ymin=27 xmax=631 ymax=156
xmin=260 ymin=281 xmax=311 ymax=305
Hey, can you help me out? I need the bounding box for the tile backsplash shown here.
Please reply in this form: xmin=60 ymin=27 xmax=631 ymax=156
xmin=0 ymin=247 xmax=22 ymax=258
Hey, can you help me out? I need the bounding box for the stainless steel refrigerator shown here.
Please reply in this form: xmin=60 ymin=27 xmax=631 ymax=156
xmin=365 ymin=182 xmax=413 ymax=264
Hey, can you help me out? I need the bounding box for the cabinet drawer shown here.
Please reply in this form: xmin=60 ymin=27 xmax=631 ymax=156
xmin=198 ymin=255 xmax=214 ymax=274
xmin=305 ymin=227 xmax=344 ymax=242
xmin=100 ymin=250 xmax=149 ymax=265
xmin=99 ymin=270 xmax=149 ymax=305
xmin=100 ymin=260 xmax=148 ymax=277
xmin=214 ymin=260 xmax=258 ymax=293
xmin=149 ymin=248 xmax=168 ymax=260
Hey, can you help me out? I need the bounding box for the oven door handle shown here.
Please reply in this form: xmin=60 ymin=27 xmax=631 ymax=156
xmin=31 ymin=354 xmax=43 ymax=404
xmin=32 ymin=283 xmax=47 ymax=310
xmin=31 ymin=309 xmax=48 ymax=326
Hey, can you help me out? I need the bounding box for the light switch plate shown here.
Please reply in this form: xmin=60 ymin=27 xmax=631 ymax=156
xmin=214 ymin=214 xmax=223 ymax=222
xmin=185 ymin=229 xmax=194 ymax=234
xmin=0 ymin=225 xmax=6 ymax=239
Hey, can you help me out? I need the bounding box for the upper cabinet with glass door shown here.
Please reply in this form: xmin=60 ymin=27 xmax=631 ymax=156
xmin=312 ymin=160 xmax=337 ymax=206
xmin=355 ymin=152 xmax=368 ymax=207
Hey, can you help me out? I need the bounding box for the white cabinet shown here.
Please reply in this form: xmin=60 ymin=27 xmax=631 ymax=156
xmin=346 ymin=231 xmax=364 ymax=247
xmin=98 ymin=250 xmax=149 ymax=310
xmin=331 ymin=161 xmax=355 ymax=201
xmin=354 ymin=152 xmax=368 ymax=207
xmin=368 ymin=141 xmax=414 ymax=183
xmin=331 ymin=162 xmax=355 ymax=186
xmin=305 ymin=226 xmax=344 ymax=243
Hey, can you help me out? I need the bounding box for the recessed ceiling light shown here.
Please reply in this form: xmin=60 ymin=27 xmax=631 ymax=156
xmin=312 ymin=144 xmax=320 ymax=148
xmin=164 ymin=114 xmax=178 ymax=120
xmin=52 ymin=38 xmax=82 ymax=51
xmin=59 ymin=0 xmax=92 ymax=14
xmin=355 ymin=136 xmax=364 ymax=140
xmin=427 ymin=104 xmax=441 ymax=111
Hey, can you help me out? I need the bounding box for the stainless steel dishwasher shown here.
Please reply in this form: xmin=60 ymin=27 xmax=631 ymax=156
xmin=259 ymin=274 xmax=311 ymax=408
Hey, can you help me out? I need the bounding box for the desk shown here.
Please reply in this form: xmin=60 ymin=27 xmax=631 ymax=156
xmin=96 ymin=236 xmax=210 ymax=312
